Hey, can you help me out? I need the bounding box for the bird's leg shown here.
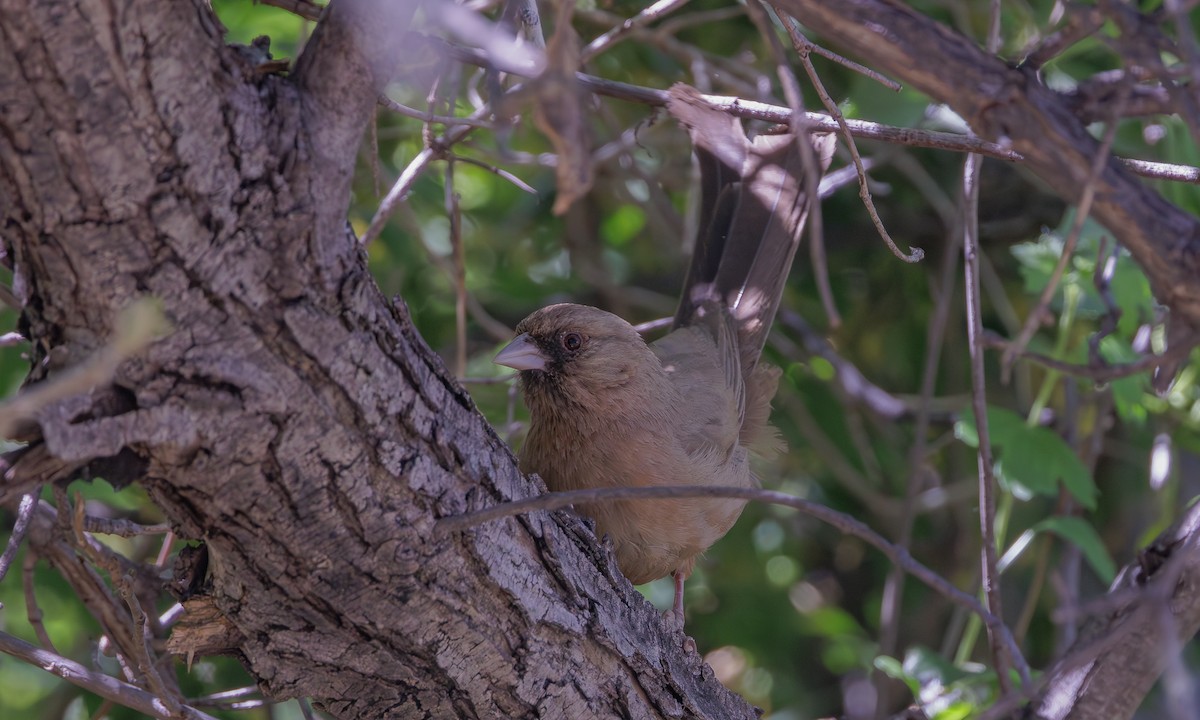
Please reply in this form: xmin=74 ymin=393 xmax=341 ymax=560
xmin=667 ymin=570 xmax=697 ymax=652
xmin=671 ymin=571 xmax=686 ymax=627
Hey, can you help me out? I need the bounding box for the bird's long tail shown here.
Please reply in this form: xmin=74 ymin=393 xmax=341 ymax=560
xmin=667 ymin=84 xmax=836 ymax=379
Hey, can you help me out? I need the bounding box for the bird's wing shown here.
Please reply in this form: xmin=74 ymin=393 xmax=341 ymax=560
xmin=651 ymin=309 xmax=743 ymax=459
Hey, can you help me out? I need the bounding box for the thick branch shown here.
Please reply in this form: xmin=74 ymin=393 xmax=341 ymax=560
xmin=291 ymin=0 xmax=419 ymax=287
xmin=1023 ymin=502 xmax=1200 ymax=719
xmin=779 ymin=0 xmax=1200 ymax=327
xmin=0 ymin=1 xmax=756 ymax=718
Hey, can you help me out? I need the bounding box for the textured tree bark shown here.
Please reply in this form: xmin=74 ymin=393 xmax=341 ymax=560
xmin=5 ymin=1 xmax=1200 ymax=719
xmin=0 ymin=0 xmax=755 ymax=718
xmin=1033 ymin=501 xmax=1200 ymax=720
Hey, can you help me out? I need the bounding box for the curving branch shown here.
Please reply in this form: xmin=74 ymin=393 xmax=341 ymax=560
xmin=778 ymin=0 xmax=1200 ymax=327
xmin=292 ymin=0 xmax=419 ymax=279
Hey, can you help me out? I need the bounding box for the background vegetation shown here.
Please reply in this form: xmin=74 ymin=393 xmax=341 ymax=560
xmin=2 ymin=0 xmax=1198 ymax=718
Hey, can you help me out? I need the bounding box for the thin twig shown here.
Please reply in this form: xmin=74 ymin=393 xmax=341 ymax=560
xmin=434 ymin=39 xmax=1200 ymax=183
xmin=437 ymin=483 xmax=1031 ymax=684
xmin=1021 ymin=4 xmax=1104 ymax=69
xmin=89 ymin=699 xmax=115 ymax=720
xmin=779 ymin=393 xmax=900 ymax=519
xmin=499 ymin=0 xmax=545 ymax=50
xmin=452 ymin=154 xmax=537 ymax=194
xmin=1155 ymin=585 xmax=1194 ymax=720
xmin=775 ymin=6 xmax=923 ymax=272
xmin=367 ymin=105 xmax=381 ymax=198
xmin=22 ymin=551 xmax=56 ymax=651
xmin=632 ymin=317 xmax=673 ymax=334
xmin=256 ymin=0 xmax=322 ymax=22
xmin=576 ymin=9 xmax=765 ymax=97
xmin=188 ymin=686 xmax=262 ymax=706
xmin=0 ymin=491 xmax=38 ymax=586
xmin=746 ymin=1 xmax=842 ymax=327
xmin=395 ymin=204 xmax=515 ymax=343
xmin=656 ymin=6 xmax=746 ymax=37
xmin=0 ymin=630 xmax=219 ymax=720
xmin=0 ymin=284 xmax=20 ymax=311
xmin=581 ymin=0 xmax=693 ymax=61
xmin=879 ymin=206 xmax=962 ymax=671
xmin=361 ymin=104 xmax=489 ymax=247
xmin=378 ymin=95 xmax=496 ymax=129
xmin=0 ymin=299 xmax=166 ymax=438
xmin=1090 ymin=237 xmax=1121 ymax=353
xmin=121 ymin=581 xmax=184 ymax=716
xmin=981 ymin=510 xmax=1200 ymax=720
xmin=71 ymin=492 xmax=182 ymax=708
xmin=982 ymin=330 xmax=1198 ymax=382
xmin=82 ymin=516 xmax=173 ymax=538
xmin=799 ymin=35 xmax=902 ymax=91
xmin=445 ymin=160 xmax=468 ymax=377
xmin=963 ymin=147 xmax=1018 ymax=688
xmin=297 ymin=698 xmax=318 ymax=720
xmin=776 ymin=310 xmax=909 ymax=419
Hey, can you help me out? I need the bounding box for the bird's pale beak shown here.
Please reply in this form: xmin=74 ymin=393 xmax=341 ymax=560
xmin=494 ymin=333 xmax=548 ymax=371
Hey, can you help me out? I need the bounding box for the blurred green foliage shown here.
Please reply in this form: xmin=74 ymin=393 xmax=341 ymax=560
xmin=4 ymin=1 xmax=1200 ymax=719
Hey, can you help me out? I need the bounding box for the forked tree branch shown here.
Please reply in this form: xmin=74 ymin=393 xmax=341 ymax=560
xmin=777 ymin=0 xmax=1200 ymax=328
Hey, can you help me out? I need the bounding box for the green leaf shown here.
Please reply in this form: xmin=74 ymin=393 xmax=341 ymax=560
xmin=1033 ymin=517 xmax=1116 ymax=583
xmin=901 ymin=646 xmax=977 ymax=687
xmin=878 ymin=647 xmax=995 ymax=717
xmin=1006 ymin=427 xmax=1098 ymax=508
xmin=955 ymin=406 xmax=1028 ymax=449
xmin=1100 ymin=337 xmax=1148 ymax=425
xmin=600 ymin=204 xmax=645 ymax=247
xmin=874 ymin=656 xmax=919 ymax=696
xmin=1108 ymin=255 xmax=1154 ymax=337
xmin=1012 ymin=234 xmax=1067 ymax=297
xmin=958 ymin=407 xmax=1098 ymax=508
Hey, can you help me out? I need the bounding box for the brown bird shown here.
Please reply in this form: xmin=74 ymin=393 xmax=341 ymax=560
xmin=495 ymin=85 xmax=834 ymax=625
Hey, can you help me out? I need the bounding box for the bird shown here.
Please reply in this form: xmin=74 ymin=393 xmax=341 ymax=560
xmin=494 ymin=84 xmax=834 ymax=627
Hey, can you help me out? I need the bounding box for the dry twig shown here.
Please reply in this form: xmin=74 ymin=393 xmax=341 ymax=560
xmin=437 ymin=482 xmax=1032 ymax=686
xmin=0 ymin=631 xmax=218 ymax=720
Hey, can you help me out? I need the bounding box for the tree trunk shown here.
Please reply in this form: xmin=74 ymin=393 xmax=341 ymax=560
xmin=0 ymin=0 xmax=755 ymax=717
xmin=5 ymin=1 xmax=1200 ymax=719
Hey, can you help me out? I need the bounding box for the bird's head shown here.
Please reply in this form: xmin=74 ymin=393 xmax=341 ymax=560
xmin=494 ymin=303 xmax=654 ymax=408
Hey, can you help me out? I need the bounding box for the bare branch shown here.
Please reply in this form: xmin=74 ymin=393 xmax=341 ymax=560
xmin=437 ymin=482 xmax=1032 ymax=687
xmin=777 ymin=0 xmax=1200 ymax=325
xmin=437 ymin=38 xmax=1200 ymax=184
xmin=962 ymin=146 xmax=1018 ymax=689
xmin=982 ymin=330 xmax=1199 ymax=382
xmin=0 ymin=631 xmax=220 ymax=720
xmin=581 ymin=0 xmax=693 ymax=61
xmin=0 ymin=299 xmax=167 ymax=439
xmin=0 ymin=491 xmax=37 ymax=586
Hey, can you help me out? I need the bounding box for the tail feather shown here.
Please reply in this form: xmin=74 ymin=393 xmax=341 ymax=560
xmin=667 ymin=84 xmax=835 ymax=378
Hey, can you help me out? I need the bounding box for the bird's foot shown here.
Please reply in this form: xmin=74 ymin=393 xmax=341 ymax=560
xmin=660 ymin=608 xmax=697 ymax=652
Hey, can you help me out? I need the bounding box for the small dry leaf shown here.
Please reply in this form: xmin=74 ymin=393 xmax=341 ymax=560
xmin=532 ymin=2 xmax=592 ymax=215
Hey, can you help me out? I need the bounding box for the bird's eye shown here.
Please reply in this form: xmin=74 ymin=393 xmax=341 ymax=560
xmin=561 ymin=332 xmax=584 ymax=352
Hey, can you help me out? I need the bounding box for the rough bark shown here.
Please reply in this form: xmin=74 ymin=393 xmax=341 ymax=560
xmin=1034 ymin=501 xmax=1200 ymax=720
xmin=0 ymin=0 xmax=754 ymax=718
xmin=4 ymin=1 xmax=1200 ymax=719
